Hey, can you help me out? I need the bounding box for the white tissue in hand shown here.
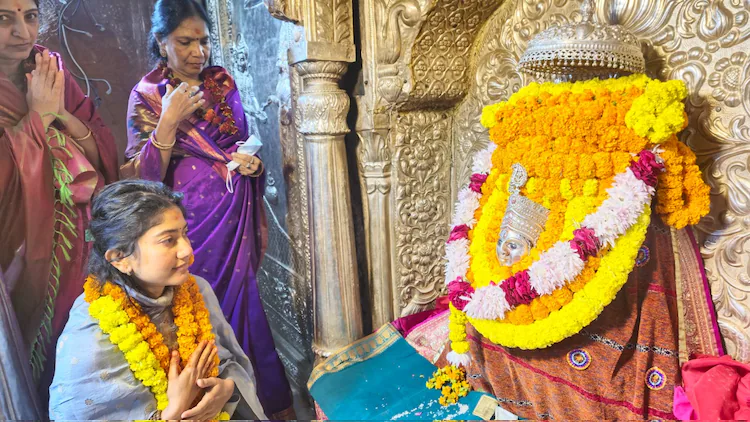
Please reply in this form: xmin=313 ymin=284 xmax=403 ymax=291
xmin=227 ymin=134 xmax=263 ymax=171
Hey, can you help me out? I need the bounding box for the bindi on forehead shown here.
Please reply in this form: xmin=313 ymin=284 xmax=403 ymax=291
xmin=0 ymin=0 xmax=28 ymax=12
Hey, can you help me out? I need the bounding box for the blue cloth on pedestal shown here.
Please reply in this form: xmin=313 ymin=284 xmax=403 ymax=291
xmin=309 ymin=324 xmax=498 ymax=420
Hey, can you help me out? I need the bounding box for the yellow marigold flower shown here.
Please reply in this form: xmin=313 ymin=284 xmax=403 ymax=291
xmin=625 ymin=79 xmax=687 ymax=144
xmin=454 ymin=74 xmax=707 ymax=350
xmin=451 ymin=340 xmax=470 ymax=354
xmin=583 ymin=179 xmax=598 ymax=197
xmin=559 ymin=179 xmax=574 ymax=200
xmin=538 ymin=294 xmax=562 ymax=312
xmin=84 ymin=274 xmax=219 ymax=411
xmin=480 ymin=103 xmax=503 ymax=128
xmin=530 ymin=300 xmax=551 ymax=320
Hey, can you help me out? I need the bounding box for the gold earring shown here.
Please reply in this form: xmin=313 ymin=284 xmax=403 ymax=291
xmin=160 ymin=48 xmax=167 ymax=58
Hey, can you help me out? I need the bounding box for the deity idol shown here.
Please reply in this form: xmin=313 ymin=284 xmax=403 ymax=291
xmin=495 ymin=164 xmax=549 ymax=267
xmin=308 ymin=1 xmax=726 ymax=420
xmin=433 ymin=1 xmax=724 ymax=419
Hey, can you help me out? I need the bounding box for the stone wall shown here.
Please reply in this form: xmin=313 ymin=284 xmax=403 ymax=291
xmin=39 ymin=0 xmax=155 ymax=161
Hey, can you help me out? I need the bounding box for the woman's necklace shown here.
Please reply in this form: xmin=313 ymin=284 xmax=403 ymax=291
xmin=162 ymin=64 xmax=239 ymax=136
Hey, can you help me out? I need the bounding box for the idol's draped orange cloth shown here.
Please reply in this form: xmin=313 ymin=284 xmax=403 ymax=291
xmin=431 ymin=215 xmax=720 ymax=420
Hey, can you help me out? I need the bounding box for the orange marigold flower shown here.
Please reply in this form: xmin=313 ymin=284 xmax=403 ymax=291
xmin=84 ymin=275 xmax=219 ymax=374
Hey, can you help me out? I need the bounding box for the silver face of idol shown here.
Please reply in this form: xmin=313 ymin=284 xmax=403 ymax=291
xmin=496 ymin=229 xmax=532 ymax=267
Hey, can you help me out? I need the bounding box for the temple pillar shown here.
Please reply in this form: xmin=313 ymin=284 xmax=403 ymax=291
xmin=295 ymin=60 xmax=363 ymax=356
xmin=357 ymin=122 xmax=394 ymax=327
xmin=265 ymin=0 xmax=363 ymax=357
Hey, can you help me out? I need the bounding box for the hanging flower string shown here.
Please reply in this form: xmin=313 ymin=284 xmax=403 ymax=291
xmin=161 ymin=64 xmax=239 ymax=136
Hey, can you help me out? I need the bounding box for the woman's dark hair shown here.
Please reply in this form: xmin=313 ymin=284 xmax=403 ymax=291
xmin=88 ymin=180 xmax=186 ymax=286
xmin=148 ymin=0 xmax=212 ymax=63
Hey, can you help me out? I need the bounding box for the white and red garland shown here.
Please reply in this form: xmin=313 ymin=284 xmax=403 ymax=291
xmin=444 ymin=146 xmax=665 ymax=324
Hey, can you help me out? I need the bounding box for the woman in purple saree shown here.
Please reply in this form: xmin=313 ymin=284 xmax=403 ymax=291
xmin=122 ymin=0 xmax=292 ymax=417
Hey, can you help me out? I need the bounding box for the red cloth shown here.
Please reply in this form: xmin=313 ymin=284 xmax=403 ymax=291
xmin=681 ymin=355 xmax=750 ymax=420
xmin=0 ymin=45 xmax=118 ymax=386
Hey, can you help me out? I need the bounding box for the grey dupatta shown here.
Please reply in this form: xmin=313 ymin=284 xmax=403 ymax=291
xmin=48 ymin=275 xmax=267 ymax=420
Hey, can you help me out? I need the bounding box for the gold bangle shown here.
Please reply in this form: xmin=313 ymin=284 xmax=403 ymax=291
xmin=72 ymin=129 xmax=92 ymax=142
xmin=151 ymin=137 xmax=175 ymax=150
xmin=250 ymin=160 xmax=264 ymax=178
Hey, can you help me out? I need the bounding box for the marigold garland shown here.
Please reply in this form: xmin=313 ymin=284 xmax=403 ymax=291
xmin=456 ymin=150 xmax=659 ymax=325
xmin=479 ymin=74 xmax=703 ymax=229
xmin=162 ymin=64 xmax=239 ymax=135
xmin=655 ymin=136 xmax=710 ymax=228
xmin=203 ymin=77 xmax=239 ymax=135
xmin=503 ymin=256 xmax=601 ymax=325
xmin=448 ymin=303 xmax=470 ymax=354
xmin=625 ymin=79 xmax=689 ymax=144
xmin=443 ymin=74 xmax=711 ymax=362
xmin=86 ymin=284 xmax=169 ymax=410
xmin=84 ymin=274 xmax=220 ymax=411
xmin=463 ymin=206 xmax=650 ymax=350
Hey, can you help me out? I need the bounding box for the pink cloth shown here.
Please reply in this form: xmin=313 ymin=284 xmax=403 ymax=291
xmin=681 ymin=355 xmax=750 ymax=420
xmin=1 ymin=45 xmax=118 ymax=353
xmin=673 ymin=386 xmax=696 ymax=420
xmin=391 ymin=296 xmax=450 ymax=337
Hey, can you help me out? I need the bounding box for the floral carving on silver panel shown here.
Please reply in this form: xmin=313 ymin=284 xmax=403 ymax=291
xmin=404 ymin=0 xmax=503 ymax=108
xmin=394 ymin=111 xmax=451 ymax=316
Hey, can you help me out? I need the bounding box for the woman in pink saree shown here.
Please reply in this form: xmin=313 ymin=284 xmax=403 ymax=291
xmin=0 ymin=0 xmax=118 ymax=412
xmin=122 ymin=0 xmax=293 ymax=417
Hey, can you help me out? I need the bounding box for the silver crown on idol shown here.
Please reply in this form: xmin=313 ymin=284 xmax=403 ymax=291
xmin=500 ymin=163 xmax=550 ymax=247
xmin=518 ymin=0 xmax=645 ymax=82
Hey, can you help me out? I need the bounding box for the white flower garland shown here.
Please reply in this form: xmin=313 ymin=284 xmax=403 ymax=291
xmin=444 ymin=143 xmax=495 ymax=285
xmin=447 ymin=148 xmax=659 ymax=321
